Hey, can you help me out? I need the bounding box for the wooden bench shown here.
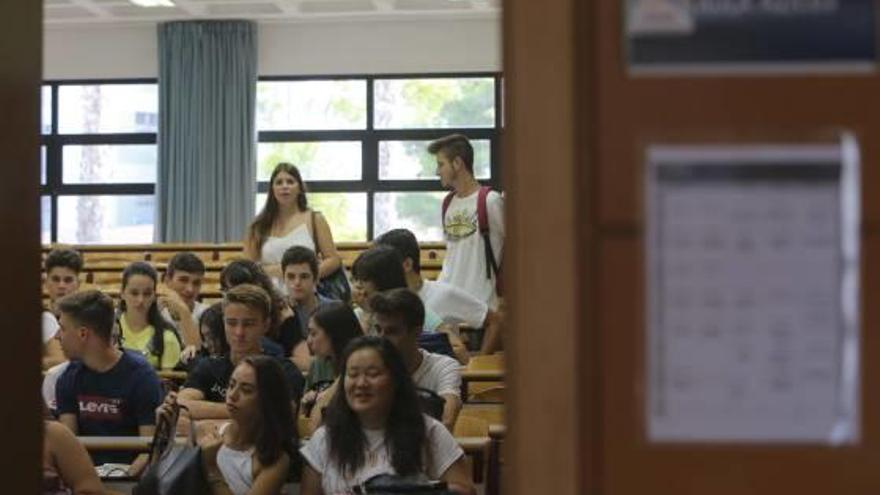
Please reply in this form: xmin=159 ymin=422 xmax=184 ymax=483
xmin=41 ymin=242 xmax=447 ymax=304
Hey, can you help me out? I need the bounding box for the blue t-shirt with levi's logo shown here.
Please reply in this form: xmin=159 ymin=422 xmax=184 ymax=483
xmin=55 ymin=350 xmax=163 ymax=465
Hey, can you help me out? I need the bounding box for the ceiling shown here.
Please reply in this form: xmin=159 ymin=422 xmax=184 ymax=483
xmin=45 ymin=0 xmax=501 ymax=25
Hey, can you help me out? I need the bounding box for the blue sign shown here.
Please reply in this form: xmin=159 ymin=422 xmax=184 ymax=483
xmin=627 ymin=0 xmax=876 ymax=72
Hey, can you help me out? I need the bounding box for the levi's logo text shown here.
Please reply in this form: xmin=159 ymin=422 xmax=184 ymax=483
xmin=78 ymin=395 xmax=124 ymax=421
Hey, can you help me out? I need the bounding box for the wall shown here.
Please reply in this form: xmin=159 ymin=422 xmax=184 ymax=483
xmin=43 ymin=17 xmax=501 ymax=80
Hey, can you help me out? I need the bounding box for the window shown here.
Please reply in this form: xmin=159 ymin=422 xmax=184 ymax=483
xmin=42 ymin=80 xmax=157 ymax=244
xmin=257 ymin=73 xmax=501 ymax=241
xmin=40 ymin=74 xmax=500 ymax=244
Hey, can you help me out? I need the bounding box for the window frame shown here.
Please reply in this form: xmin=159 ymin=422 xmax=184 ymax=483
xmin=41 ymin=72 xmax=503 ymax=244
xmin=42 ymin=78 xmax=158 ymax=244
xmin=256 ymin=71 xmax=503 ymax=240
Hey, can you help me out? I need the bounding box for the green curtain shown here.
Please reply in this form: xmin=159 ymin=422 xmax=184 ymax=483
xmin=156 ymin=20 xmax=257 ymax=242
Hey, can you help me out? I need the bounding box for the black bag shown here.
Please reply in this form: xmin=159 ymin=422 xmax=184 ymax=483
xmin=354 ymin=474 xmax=456 ymax=494
xmin=311 ymin=210 xmax=352 ymax=303
xmin=317 ymin=267 xmax=352 ymax=303
xmin=132 ymin=405 xmax=209 ymax=495
xmin=415 ymin=387 xmax=446 ymax=421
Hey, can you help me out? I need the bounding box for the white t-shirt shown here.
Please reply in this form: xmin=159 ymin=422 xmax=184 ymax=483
xmin=161 ymin=300 xmax=207 ymax=331
xmin=418 ymin=279 xmax=488 ymax=329
xmin=42 ymin=311 xmax=60 ymax=344
xmin=42 ymin=361 xmax=70 ymax=412
xmin=301 ymin=415 xmax=463 ymax=494
xmin=439 ymin=189 xmax=504 ymax=308
xmin=412 ymin=349 xmax=462 ymax=398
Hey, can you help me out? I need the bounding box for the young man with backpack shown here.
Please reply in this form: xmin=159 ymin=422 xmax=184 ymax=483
xmin=430 ymin=134 xmax=505 ymax=309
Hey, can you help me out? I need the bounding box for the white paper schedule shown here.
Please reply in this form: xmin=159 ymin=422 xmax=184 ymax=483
xmin=645 ymin=142 xmax=860 ymax=444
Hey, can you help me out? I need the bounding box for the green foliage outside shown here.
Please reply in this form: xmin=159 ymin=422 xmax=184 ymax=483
xmin=395 ymin=79 xmax=494 ymax=234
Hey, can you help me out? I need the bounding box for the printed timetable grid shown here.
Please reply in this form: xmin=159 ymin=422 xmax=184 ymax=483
xmin=645 ymin=145 xmax=859 ymax=443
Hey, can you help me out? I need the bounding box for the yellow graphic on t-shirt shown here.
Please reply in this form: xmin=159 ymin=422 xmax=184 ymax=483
xmin=445 ymin=210 xmax=477 ymax=240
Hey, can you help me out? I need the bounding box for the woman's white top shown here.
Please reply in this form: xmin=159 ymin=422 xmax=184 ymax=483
xmin=261 ymin=222 xmax=316 ymax=265
xmin=217 ymin=444 xmax=255 ymax=495
xmin=300 ymin=415 xmax=464 ymax=494
xmin=42 ymin=311 xmax=59 ymax=344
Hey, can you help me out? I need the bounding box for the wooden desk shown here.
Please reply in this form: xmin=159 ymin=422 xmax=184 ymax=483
xmin=157 ymin=370 xmax=188 ymax=382
xmin=460 ymin=369 xmax=505 ymax=399
xmin=78 ymin=436 xmax=184 ymax=452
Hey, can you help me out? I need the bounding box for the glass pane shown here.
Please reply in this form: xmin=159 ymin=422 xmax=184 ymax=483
xmin=374 ymin=191 xmax=446 ymax=242
xmin=41 ymin=196 xmax=51 ymax=244
xmin=57 ymin=195 xmax=154 ymax=244
xmin=63 ymin=145 xmax=157 ymax=184
xmin=257 ymin=141 xmax=361 ymax=182
xmin=373 ymin=77 xmax=495 ymax=129
xmin=42 ymin=86 xmax=52 ymax=134
xmin=379 ymin=139 xmax=491 ymax=180
xmin=257 ymin=80 xmax=366 ymax=130
xmin=41 ymin=146 xmax=46 ymax=185
xmin=58 ymin=84 xmax=158 ymax=134
xmin=255 ymin=192 xmax=367 ymax=242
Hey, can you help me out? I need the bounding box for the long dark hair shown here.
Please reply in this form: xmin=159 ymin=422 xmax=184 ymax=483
xmin=119 ymin=261 xmax=178 ymax=365
xmin=220 ymin=259 xmax=285 ymax=338
xmin=324 ymin=336 xmax=426 ymax=477
xmin=249 ymin=163 xmax=309 ymax=254
xmin=311 ymin=302 xmax=363 ymax=374
xmin=199 ymin=302 xmax=229 ymax=356
xmin=239 ymin=355 xmax=298 ymax=467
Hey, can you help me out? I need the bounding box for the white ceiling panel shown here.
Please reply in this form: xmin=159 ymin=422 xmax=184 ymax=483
xmin=44 ymin=0 xmax=497 ymax=25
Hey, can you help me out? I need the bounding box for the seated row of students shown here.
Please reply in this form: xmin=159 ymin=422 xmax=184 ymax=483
xmin=46 ymin=283 xmax=474 ymax=494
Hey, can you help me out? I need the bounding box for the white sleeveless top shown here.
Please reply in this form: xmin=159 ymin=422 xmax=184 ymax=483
xmin=260 ymin=223 xmax=316 ymax=265
xmin=217 ymin=444 xmax=255 ymax=495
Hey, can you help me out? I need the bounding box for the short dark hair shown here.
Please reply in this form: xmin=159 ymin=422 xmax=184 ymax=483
xmin=281 ymin=245 xmax=319 ymax=279
xmin=369 ymin=288 xmax=424 ymax=332
xmin=45 ymin=248 xmax=83 ymax=274
xmin=374 ymin=229 xmax=421 ymax=274
xmin=427 ymin=134 xmax=474 ymax=174
xmin=166 ymin=252 xmax=205 ymax=278
xmin=56 ymin=290 xmax=115 ymax=343
xmin=351 ymin=245 xmax=406 ymax=291
xmin=223 ymin=283 xmax=272 ymax=321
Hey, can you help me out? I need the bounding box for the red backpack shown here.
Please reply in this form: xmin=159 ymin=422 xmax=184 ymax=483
xmin=442 ymin=186 xmax=502 ymax=295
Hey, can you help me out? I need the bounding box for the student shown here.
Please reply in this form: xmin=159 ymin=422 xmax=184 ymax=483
xmin=300 ymin=336 xmax=474 ymax=495
xmin=350 ymin=245 xmax=443 ymax=334
xmin=198 ymin=302 xmax=230 ymax=360
xmin=352 ymin=246 xmax=469 ymax=364
xmin=178 ymin=284 xmax=305 ymax=421
xmin=429 ymin=134 xmax=505 ymax=308
xmin=158 ymin=356 xmax=295 ymax=495
xmin=117 ymin=262 xmax=183 ymax=370
xmin=370 ymin=289 xmax=463 ymax=431
xmin=244 ymin=162 xmax=342 ymax=286
xmin=55 ymin=290 xmax=163 ymax=472
xmin=43 ymin=418 xmax=106 ymax=494
xmin=43 ymin=248 xmax=83 ymax=369
xmin=302 ymin=302 xmax=363 ymax=432
xmin=196 ymin=301 xmax=284 ymax=363
xmin=375 ymin=228 xmax=503 ymax=354
xmin=220 ymin=259 xmax=307 ymax=368
xmin=281 ymin=245 xmax=337 ymax=339
xmin=160 ymin=252 xmax=206 ymax=355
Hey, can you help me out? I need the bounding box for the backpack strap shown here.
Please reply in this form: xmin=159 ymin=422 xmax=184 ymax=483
xmin=477 ymin=186 xmax=500 ymax=281
xmin=441 ymin=191 xmax=456 ymax=229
